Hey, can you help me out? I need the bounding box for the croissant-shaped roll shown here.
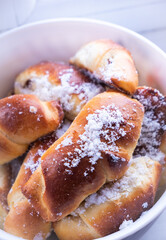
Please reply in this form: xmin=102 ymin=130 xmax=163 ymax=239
xmin=70 ymin=39 xmax=138 ymax=94
xmin=53 ymin=157 xmax=161 ymax=240
xmin=133 ymin=86 xmax=166 ymax=163
xmin=0 ymin=164 xmax=11 ymax=229
xmin=0 ymin=94 xmax=64 ymax=164
xmin=4 ymin=119 xmax=71 ymax=239
xmin=4 ymin=133 xmax=58 ymax=240
xmin=14 ymin=62 xmax=104 ymax=120
xmin=22 ymin=91 xmax=144 ymax=222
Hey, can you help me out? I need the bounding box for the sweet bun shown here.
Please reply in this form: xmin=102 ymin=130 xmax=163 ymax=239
xmin=22 ymin=91 xmax=144 ymax=222
xmin=4 ymin=119 xmax=71 ymax=239
xmin=70 ymin=39 xmax=138 ymax=94
xmin=0 ymin=94 xmax=63 ymax=164
xmin=14 ymin=62 xmax=104 ymax=120
xmin=54 ymin=157 xmax=161 ymax=240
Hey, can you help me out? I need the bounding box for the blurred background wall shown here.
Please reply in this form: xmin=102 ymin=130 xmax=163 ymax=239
xmin=0 ymin=0 xmax=166 ymax=51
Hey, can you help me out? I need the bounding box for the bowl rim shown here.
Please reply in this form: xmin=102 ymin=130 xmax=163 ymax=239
xmin=0 ymin=17 xmax=166 ymax=58
xmin=0 ymin=17 xmax=165 ymax=240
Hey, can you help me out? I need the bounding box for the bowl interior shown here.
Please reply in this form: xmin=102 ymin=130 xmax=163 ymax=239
xmin=0 ymin=18 xmax=165 ymax=240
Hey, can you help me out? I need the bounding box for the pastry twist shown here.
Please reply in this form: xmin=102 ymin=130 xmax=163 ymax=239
xmin=4 ymin=133 xmax=57 ymax=240
xmin=70 ymin=39 xmax=138 ymax=94
xmin=14 ymin=62 xmax=104 ymax=120
xmin=22 ymin=91 xmax=144 ymax=222
xmin=53 ymin=157 xmax=161 ymax=240
xmin=4 ymin=119 xmax=71 ymax=239
xmin=0 ymin=94 xmax=63 ymax=164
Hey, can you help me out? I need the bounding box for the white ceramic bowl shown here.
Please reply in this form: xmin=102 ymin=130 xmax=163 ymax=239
xmin=0 ymin=18 xmax=165 ymax=240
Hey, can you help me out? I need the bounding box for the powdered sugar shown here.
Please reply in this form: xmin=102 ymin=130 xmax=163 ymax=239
xmin=72 ymin=157 xmax=150 ymax=215
xmin=24 ymin=149 xmax=44 ymax=174
xmin=24 ymin=120 xmax=71 ymax=174
xmin=29 ymin=106 xmax=37 ymax=114
xmin=56 ymin=212 xmax=62 ymax=216
xmin=6 ymin=103 xmax=11 ymax=107
xmin=62 ymin=104 xmax=131 ymax=173
xmin=142 ymin=202 xmax=148 ymax=209
xmin=99 ymin=57 xmax=127 ymax=83
xmin=78 ymin=104 xmax=126 ymax=165
xmin=119 ymin=219 xmax=134 ymax=230
xmin=15 ymin=69 xmax=104 ymax=114
xmin=135 ymin=111 xmax=165 ymax=163
xmin=56 ymin=136 xmax=73 ymax=150
xmin=133 ymin=87 xmax=166 ymax=164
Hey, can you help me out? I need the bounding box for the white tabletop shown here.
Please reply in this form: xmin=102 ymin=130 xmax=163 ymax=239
xmin=0 ymin=0 xmax=166 ymax=239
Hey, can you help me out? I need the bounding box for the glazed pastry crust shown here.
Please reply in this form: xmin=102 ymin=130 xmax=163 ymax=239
xmin=0 ymin=38 xmax=164 ymax=240
xmin=14 ymin=62 xmax=104 ymax=120
xmin=0 ymin=94 xmax=63 ymax=164
xmin=22 ymin=91 xmax=144 ymax=222
xmin=54 ymin=157 xmax=161 ymax=240
xmin=4 ymin=134 xmax=56 ymax=240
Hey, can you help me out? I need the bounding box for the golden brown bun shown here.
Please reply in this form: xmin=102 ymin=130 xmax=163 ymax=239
xmin=4 ymin=133 xmax=57 ymax=240
xmin=54 ymin=157 xmax=161 ymax=240
xmin=70 ymin=39 xmax=138 ymax=94
xmin=0 ymin=164 xmax=11 ymax=229
xmin=14 ymin=62 xmax=104 ymax=120
xmin=22 ymin=91 xmax=144 ymax=222
xmin=0 ymin=94 xmax=64 ymax=164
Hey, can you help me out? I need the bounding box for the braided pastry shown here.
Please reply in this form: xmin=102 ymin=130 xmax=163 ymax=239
xmin=70 ymin=39 xmax=138 ymax=94
xmin=22 ymin=91 xmax=144 ymax=222
xmin=0 ymin=94 xmax=63 ymax=164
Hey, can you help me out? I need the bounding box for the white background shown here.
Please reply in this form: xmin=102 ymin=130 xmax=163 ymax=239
xmin=0 ymin=0 xmax=166 ymax=239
